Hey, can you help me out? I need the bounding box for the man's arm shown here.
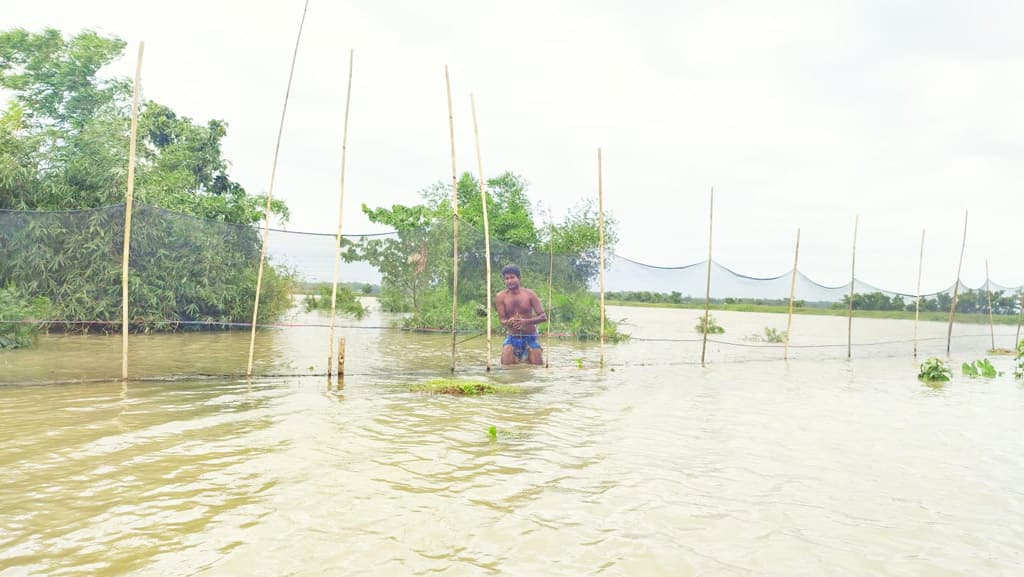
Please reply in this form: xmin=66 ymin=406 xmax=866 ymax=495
xmin=525 ymin=291 xmax=547 ymax=326
xmin=495 ymin=293 xmax=512 ymax=330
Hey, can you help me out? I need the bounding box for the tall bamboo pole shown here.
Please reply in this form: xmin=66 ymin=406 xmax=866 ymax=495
xmin=946 ymin=211 xmax=968 ymax=356
xmin=598 ymin=148 xmax=606 ymax=368
xmin=546 ymin=211 xmax=554 ymax=369
xmin=470 ymin=94 xmax=492 ymax=371
xmin=327 ymin=49 xmax=354 ymax=378
xmin=784 ymin=228 xmax=800 ymax=361
xmin=701 ymin=188 xmax=714 ymax=367
xmin=445 ymin=66 xmax=459 ymax=373
xmin=247 ymin=0 xmax=310 ymax=377
xmin=914 ymin=229 xmax=925 ymax=359
xmin=120 ymin=42 xmax=144 ymax=382
xmin=986 ymin=260 xmax=995 ymax=352
xmin=1016 ymin=290 xmax=1023 ymax=347
xmin=847 ymin=215 xmax=858 ymax=359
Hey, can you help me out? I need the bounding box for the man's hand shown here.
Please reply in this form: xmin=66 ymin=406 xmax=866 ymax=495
xmin=508 ymin=316 xmax=523 ymax=332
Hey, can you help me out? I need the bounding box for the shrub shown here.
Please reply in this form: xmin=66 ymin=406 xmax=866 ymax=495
xmin=0 ymin=286 xmax=51 ymax=350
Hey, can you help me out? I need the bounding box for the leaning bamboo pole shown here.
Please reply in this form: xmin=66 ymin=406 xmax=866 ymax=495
xmin=546 ymin=211 xmax=554 ymax=369
xmin=847 ymin=215 xmax=858 ymax=359
xmin=327 ymin=49 xmax=354 ymax=379
xmin=986 ymin=260 xmax=995 ymax=352
xmin=913 ymin=229 xmax=925 ymax=359
xmin=120 ymin=42 xmax=144 ymax=382
xmin=470 ymin=94 xmax=492 ymax=371
xmin=946 ymin=211 xmax=968 ymax=356
xmin=247 ymin=0 xmax=310 ymax=377
xmin=701 ymin=188 xmax=714 ymax=367
xmin=784 ymin=228 xmax=800 ymax=361
xmin=445 ymin=66 xmax=459 ymax=373
xmin=597 ymin=148 xmax=606 ymax=368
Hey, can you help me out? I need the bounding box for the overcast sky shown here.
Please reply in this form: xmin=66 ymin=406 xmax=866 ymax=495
xmin=5 ymin=0 xmax=1024 ymax=293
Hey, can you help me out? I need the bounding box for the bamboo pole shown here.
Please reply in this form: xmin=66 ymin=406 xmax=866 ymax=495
xmin=784 ymin=228 xmax=800 ymax=361
xmin=946 ymin=211 xmax=968 ymax=356
xmin=120 ymin=42 xmax=144 ymax=382
xmin=327 ymin=49 xmax=354 ymax=378
xmin=598 ymin=148 xmax=606 ymax=368
xmin=546 ymin=211 xmax=554 ymax=369
xmin=701 ymin=188 xmax=714 ymax=367
xmin=247 ymin=0 xmax=310 ymax=377
xmin=986 ymin=259 xmax=995 ymax=352
xmin=847 ymin=215 xmax=858 ymax=359
xmin=914 ymin=229 xmax=925 ymax=359
xmin=445 ymin=66 xmax=459 ymax=373
xmin=470 ymin=94 xmax=492 ymax=371
xmin=1016 ymin=290 xmax=1023 ymax=347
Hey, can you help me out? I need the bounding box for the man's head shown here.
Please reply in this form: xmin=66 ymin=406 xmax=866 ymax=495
xmin=501 ymin=264 xmax=521 ymax=290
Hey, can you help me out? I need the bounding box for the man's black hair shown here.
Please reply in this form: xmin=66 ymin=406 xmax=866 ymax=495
xmin=501 ymin=264 xmax=521 ymax=278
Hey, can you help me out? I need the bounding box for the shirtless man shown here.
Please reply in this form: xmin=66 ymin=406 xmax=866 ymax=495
xmin=495 ymin=264 xmax=547 ymax=365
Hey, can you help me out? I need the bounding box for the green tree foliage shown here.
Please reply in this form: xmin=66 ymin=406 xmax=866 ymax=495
xmin=343 ymin=171 xmax=623 ymax=339
xmin=0 ymin=285 xmax=50 ymax=349
xmin=834 ymin=290 xmax=1022 ymax=315
xmin=0 ymin=28 xmax=294 ymax=334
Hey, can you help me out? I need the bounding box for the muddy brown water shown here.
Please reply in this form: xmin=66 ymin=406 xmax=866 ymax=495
xmin=1 ymin=305 xmax=1022 ymax=576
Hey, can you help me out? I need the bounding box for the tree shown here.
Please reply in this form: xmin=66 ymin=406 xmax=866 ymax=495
xmin=0 ymin=28 xmax=294 ymax=332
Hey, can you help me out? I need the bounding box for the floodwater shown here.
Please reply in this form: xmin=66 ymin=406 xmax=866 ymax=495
xmin=1 ymin=304 xmax=1023 ymax=576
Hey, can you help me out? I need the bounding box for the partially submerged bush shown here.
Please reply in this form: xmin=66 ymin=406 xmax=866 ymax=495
xmin=747 ymin=326 xmax=788 ymax=343
xmin=695 ymin=313 xmax=725 ymax=334
xmin=962 ymin=358 xmax=1000 ymax=378
xmin=918 ymin=357 xmax=952 ymax=382
xmin=1015 ymin=340 xmax=1024 ymax=380
xmin=301 ymin=284 xmax=367 ymax=318
xmin=0 ymin=286 xmax=51 ymax=350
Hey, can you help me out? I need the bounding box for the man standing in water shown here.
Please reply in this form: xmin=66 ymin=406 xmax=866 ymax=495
xmin=495 ymin=264 xmax=547 ymax=365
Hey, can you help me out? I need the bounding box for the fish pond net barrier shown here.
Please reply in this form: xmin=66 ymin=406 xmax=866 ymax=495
xmin=2 ymin=202 xmax=1023 ymax=384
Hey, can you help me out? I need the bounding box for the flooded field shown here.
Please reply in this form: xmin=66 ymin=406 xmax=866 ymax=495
xmin=1 ymin=306 xmax=1023 ymax=576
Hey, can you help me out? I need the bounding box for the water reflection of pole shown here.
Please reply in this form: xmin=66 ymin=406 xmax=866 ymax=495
xmin=598 ymin=148 xmax=606 ymax=368
xmin=248 ymin=0 xmax=310 ymax=377
xmin=847 ymin=215 xmax=858 ymax=359
xmin=328 ymin=49 xmax=354 ymax=379
xmin=785 ymin=228 xmax=800 ymax=361
xmin=914 ymin=229 xmax=925 ymax=359
xmin=121 ymin=42 xmax=143 ymax=381
xmin=445 ymin=66 xmax=460 ymax=373
xmin=470 ymin=94 xmax=492 ymax=371
xmin=701 ymin=188 xmax=713 ymax=367
xmin=986 ymin=260 xmax=995 ymax=352
xmin=946 ymin=211 xmax=968 ymax=356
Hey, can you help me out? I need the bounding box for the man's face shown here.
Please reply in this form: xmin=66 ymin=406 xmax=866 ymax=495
xmin=503 ymin=273 xmax=520 ymax=290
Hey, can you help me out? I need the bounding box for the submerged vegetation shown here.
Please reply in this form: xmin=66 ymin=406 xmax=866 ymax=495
xmin=918 ymin=357 xmax=953 ymax=382
xmin=410 ymin=379 xmax=522 ymax=395
xmin=747 ymin=326 xmax=788 ymax=343
xmin=694 ymin=313 xmax=725 ymax=334
xmin=301 ymin=284 xmax=367 ymax=318
xmin=1015 ymin=340 xmax=1024 ymax=380
xmin=962 ymin=358 xmax=1000 ymax=378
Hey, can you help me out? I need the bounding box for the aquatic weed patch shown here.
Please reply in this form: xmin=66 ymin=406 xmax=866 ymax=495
xmin=918 ymin=357 xmax=952 ymax=383
xmin=411 ymin=379 xmax=522 ymax=395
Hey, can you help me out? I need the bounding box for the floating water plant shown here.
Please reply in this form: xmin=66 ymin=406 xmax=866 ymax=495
xmin=918 ymin=357 xmax=952 ymax=382
xmin=695 ymin=313 xmax=725 ymax=334
xmin=574 ymin=358 xmax=584 ymax=369
xmin=410 ymin=379 xmax=522 ymax=395
xmin=962 ymin=358 xmax=1000 ymax=378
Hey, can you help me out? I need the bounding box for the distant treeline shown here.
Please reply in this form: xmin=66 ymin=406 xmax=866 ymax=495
xmin=294 ymin=281 xmax=379 ymax=296
xmin=606 ymin=289 xmax=1023 ymax=315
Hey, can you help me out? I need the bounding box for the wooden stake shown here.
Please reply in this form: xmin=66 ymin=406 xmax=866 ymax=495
xmin=470 ymin=94 xmax=492 ymax=371
xmin=914 ymin=229 xmax=925 ymax=359
xmin=701 ymin=188 xmax=714 ymax=367
xmin=445 ymin=66 xmax=459 ymax=373
xmin=946 ymin=211 xmax=968 ymax=356
xmin=847 ymin=215 xmax=858 ymax=359
xmin=337 ymin=336 xmax=346 ymax=376
xmin=598 ymin=148 xmax=606 ymax=368
xmin=986 ymin=259 xmax=995 ymax=352
xmin=328 ymin=49 xmax=354 ymax=378
xmin=784 ymin=228 xmax=800 ymax=361
xmin=121 ymin=42 xmax=143 ymax=382
xmin=247 ymin=0 xmax=310 ymax=377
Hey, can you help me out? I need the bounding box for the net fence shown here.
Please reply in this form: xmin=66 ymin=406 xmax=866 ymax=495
xmin=2 ymin=202 xmax=1022 ymax=383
